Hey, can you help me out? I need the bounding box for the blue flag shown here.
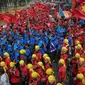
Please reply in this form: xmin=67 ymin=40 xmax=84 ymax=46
xmin=59 ymin=5 xmax=64 ymax=17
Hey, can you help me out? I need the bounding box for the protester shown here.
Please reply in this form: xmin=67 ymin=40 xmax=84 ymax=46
xmin=0 ymin=0 xmax=84 ymax=85
xmin=0 ymin=67 xmax=10 ymax=85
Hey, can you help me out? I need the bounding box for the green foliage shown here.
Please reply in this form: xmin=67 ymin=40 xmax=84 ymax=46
xmin=0 ymin=0 xmax=31 ymax=11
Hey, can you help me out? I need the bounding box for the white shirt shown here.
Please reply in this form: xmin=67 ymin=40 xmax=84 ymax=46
xmin=0 ymin=73 xmax=10 ymax=85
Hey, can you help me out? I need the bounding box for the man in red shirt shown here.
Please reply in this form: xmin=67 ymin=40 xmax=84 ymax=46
xmin=75 ymin=44 xmax=83 ymax=56
xmin=19 ymin=60 xmax=28 ymax=85
xmin=60 ymin=47 xmax=68 ymax=66
xmin=46 ymin=75 xmax=56 ymax=85
xmin=31 ymin=71 xmax=41 ymax=85
xmin=31 ymin=54 xmax=39 ymax=69
xmin=58 ymin=59 xmax=66 ymax=84
xmin=3 ymin=52 xmax=11 ymax=69
xmin=9 ymin=62 xmax=21 ymax=85
xmin=75 ymin=73 xmax=85 ymax=85
xmin=44 ymin=57 xmax=52 ymax=70
xmin=36 ymin=61 xmax=46 ymax=84
xmin=34 ymin=45 xmax=42 ymax=61
xmin=71 ymin=53 xmax=80 ymax=78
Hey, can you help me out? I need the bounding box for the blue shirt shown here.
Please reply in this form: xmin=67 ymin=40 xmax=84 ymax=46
xmin=30 ymin=37 xmax=35 ymax=46
xmin=38 ymin=40 xmax=43 ymax=47
xmin=25 ymin=48 xmax=32 ymax=58
xmin=14 ymin=52 xmax=19 ymax=62
xmin=7 ymin=44 xmax=12 ymax=52
xmin=14 ymin=43 xmax=19 ymax=51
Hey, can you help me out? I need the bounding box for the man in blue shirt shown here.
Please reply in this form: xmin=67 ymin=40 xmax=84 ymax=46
xmin=25 ymin=43 xmax=32 ymax=63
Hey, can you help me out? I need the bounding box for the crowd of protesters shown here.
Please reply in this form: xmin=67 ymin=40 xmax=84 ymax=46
xmin=0 ymin=1 xmax=85 ymax=85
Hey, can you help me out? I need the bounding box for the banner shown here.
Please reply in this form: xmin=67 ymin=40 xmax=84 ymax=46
xmin=72 ymin=0 xmax=85 ymax=20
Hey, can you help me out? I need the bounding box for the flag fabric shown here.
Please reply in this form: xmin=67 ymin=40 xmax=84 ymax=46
xmin=0 ymin=14 xmax=3 ymax=20
xmin=63 ymin=11 xmax=72 ymax=19
xmin=72 ymin=0 xmax=76 ymax=10
xmin=27 ymin=8 xmax=37 ymax=17
xmin=2 ymin=14 xmax=16 ymax=24
xmin=72 ymin=1 xmax=85 ymax=20
xmin=59 ymin=5 xmax=64 ymax=17
xmin=3 ymin=14 xmax=12 ymax=24
xmin=11 ymin=15 xmax=16 ymax=23
xmin=73 ymin=9 xmax=85 ymax=20
xmin=15 ymin=10 xmax=21 ymax=19
xmin=76 ymin=0 xmax=82 ymax=3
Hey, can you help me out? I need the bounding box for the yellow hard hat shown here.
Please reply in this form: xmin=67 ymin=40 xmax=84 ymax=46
xmin=31 ymin=71 xmax=39 ymax=79
xmin=35 ymin=45 xmax=40 ymax=51
xmin=82 ymin=78 xmax=85 ymax=84
xmin=59 ymin=59 xmax=65 ymax=65
xmin=61 ymin=47 xmax=68 ymax=53
xmin=75 ymin=53 xmax=80 ymax=58
xmin=48 ymin=75 xmax=56 ymax=83
xmin=76 ymin=44 xmax=82 ymax=50
xmin=0 ymin=61 xmax=6 ymax=67
xmin=32 ymin=54 xmax=37 ymax=59
xmin=10 ymin=62 xmax=15 ymax=68
xmin=38 ymin=62 xmax=43 ymax=66
xmin=19 ymin=60 xmax=25 ymax=66
xmin=20 ymin=49 xmax=26 ymax=55
xmin=46 ymin=68 xmax=54 ymax=75
xmin=38 ymin=62 xmax=45 ymax=70
xmin=43 ymin=53 xmax=48 ymax=59
xmin=75 ymin=40 xmax=80 ymax=45
xmin=29 ymin=68 xmax=34 ymax=72
xmin=79 ymin=58 xmax=84 ymax=63
xmin=45 ymin=57 xmax=51 ymax=61
xmin=76 ymin=73 xmax=84 ymax=80
xmin=4 ymin=52 xmax=9 ymax=57
xmin=57 ymin=83 xmax=62 ymax=85
xmin=63 ymin=39 xmax=68 ymax=44
xmin=27 ymin=64 xmax=33 ymax=69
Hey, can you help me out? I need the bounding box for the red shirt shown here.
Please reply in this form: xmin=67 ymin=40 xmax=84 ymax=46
xmin=36 ymin=67 xmax=45 ymax=79
xmin=72 ymin=58 xmax=79 ymax=75
xmin=45 ymin=63 xmax=51 ymax=70
xmin=75 ymin=50 xmax=83 ymax=56
xmin=35 ymin=51 xmax=42 ymax=61
xmin=46 ymin=81 xmax=56 ymax=85
xmin=29 ymin=70 xmax=33 ymax=82
xmin=79 ymin=67 xmax=85 ymax=76
xmin=58 ymin=66 xmax=66 ymax=82
xmin=83 ymin=44 xmax=85 ymax=50
xmin=32 ymin=60 xmax=38 ymax=67
xmin=4 ymin=57 xmax=11 ymax=68
xmin=32 ymin=78 xmax=40 ymax=85
xmin=10 ymin=69 xmax=20 ymax=83
xmin=75 ymin=80 xmax=83 ymax=85
xmin=20 ymin=64 xmax=28 ymax=76
xmin=62 ymin=44 xmax=69 ymax=50
xmin=60 ymin=54 xmax=68 ymax=61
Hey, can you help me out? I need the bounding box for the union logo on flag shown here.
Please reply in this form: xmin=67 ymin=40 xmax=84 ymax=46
xmin=80 ymin=1 xmax=85 ymax=14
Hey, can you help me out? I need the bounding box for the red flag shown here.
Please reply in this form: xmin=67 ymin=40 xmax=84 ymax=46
xmin=76 ymin=0 xmax=84 ymax=3
xmin=72 ymin=0 xmax=85 ymax=20
xmin=2 ymin=14 xmax=16 ymax=24
xmin=11 ymin=15 xmax=16 ymax=23
xmin=72 ymin=0 xmax=77 ymax=10
xmin=27 ymin=8 xmax=37 ymax=17
xmin=15 ymin=10 xmax=21 ymax=19
xmin=0 ymin=14 xmax=3 ymax=20
xmin=3 ymin=14 xmax=12 ymax=24
xmin=73 ymin=9 xmax=85 ymax=20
